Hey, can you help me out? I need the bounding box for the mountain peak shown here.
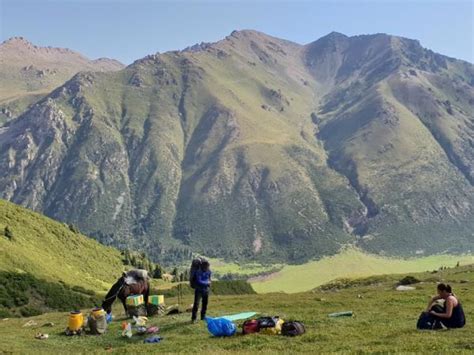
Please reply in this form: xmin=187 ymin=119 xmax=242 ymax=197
xmin=324 ymin=31 xmax=349 ymax=39
xmin=0 ymin=36 xmax=76 ymax=56
xmin=0 ymin=36 xmax=124 ymax=71
xmin=229 ymin=29 xmax=265 ymax=38
xmin=226 ymin=29 xmax=300 ymax=45
xmin=309 ymin=31 xmax=349 ymax=45
xmin=91 ymin=57 xmax=125 ymax=67
xmin=1 ymin=36 xmax=35 ymax=48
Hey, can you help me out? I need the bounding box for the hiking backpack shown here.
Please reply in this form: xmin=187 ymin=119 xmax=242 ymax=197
xmin=282 ymin=321 xmax=306 ymax=336
xmin=242 ymin=319 xmax=260 ymax=334
xmin=88 ymin=314 xmax=107 ymax=335
xmin=189 ymin=257 xmax=207 ymax=289
xmin=256 ymin=316 xmax=279 ymax=328
xmin=257 ymin=316 xmax=285 ymax=335
xmin=417 ymin=304 xmax=447 ymax=330
xmin=416 ymin=312 xmax=444 ymax=330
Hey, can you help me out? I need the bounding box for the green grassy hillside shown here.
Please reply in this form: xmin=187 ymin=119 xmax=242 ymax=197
xmin=0 ymin=199 xmax=125 ymax=291
xmin=250 ymin=248 xmax=474 ymax=293
xmin=0 ymin=272 xmax=101 ymax=318
xmin=1 ymin=264 xmax=472 ymax=353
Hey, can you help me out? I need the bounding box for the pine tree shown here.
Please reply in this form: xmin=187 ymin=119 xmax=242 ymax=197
xmin=4 ymin=226 xmax=13 ymax=240
xmin=68 ymin=224 xmax=79 ymax=234
xmin=153 ymin=266 xmax=162 ymax=279
xmin=123 ymin=250 xmax=131 ymax=265
xmin=172 ymin=267 xmax=179 ymax=282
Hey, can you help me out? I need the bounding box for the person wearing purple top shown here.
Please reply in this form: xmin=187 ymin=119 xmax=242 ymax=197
xmin=191 ymin=260 xmax=211 ymax=322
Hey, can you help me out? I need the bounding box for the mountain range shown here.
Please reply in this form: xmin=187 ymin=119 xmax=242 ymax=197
xmin=0 ymin=30 xmax=473 ymax=264
xmin=0 ymin=37 xmax=124 ymax=125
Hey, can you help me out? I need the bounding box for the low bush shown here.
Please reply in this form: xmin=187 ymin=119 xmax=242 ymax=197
xmin=0 ymin=271 xmax=100 ymax=317
xmin=398 ymin=276 xmax=420 ymax=285
xmin=158 ymin=280 xmax=256 ymax=297
xmin=20 ymin=306 xmax=42 ymax=317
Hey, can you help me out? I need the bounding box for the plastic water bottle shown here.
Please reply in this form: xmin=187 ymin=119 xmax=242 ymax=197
xmin=122 ymin=322 xmax=132 ymax=338
xmin=106 ymin=313 xmax=113 ymax=324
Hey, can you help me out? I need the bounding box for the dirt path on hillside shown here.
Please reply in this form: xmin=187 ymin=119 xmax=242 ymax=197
xmin=248 ymin=271 xmax=282 ymax=283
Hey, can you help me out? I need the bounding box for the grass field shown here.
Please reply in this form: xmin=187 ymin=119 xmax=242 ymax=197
xmin=1 ymin=265 xmax=473 ymax=353
xmin=0 ymin=199 xmax=125 ymax=292
xmin=250 ymin=248 xmax=474 ymax=293
xmin=207 ymin=257 xmax=283 ymax=278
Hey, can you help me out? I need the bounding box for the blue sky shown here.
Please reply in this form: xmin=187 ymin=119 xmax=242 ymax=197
xmin=1 ymin=0 xmax=472 ymax=64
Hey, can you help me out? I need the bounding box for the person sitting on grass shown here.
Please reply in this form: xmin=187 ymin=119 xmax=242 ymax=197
xmin=424 ymin=283 xmax=465 ymax=329
xmin=191 ymin=260 xmax=211 ymax=323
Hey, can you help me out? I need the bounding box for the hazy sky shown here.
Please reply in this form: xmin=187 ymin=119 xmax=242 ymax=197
xmin=1 ymin=0 xmax=473 ymax=64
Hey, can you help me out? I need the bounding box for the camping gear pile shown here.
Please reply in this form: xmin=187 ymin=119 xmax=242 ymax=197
xmin=65 ymin=308 xmax=110 ymax=336
xmin=205 ymin=314 xmax=306 ymax=337
xmin=241 ymin=316 xmax=305 ymax=336
xmin=125 ymin=294 xmax=166 ymax=317
xmin=121 ymin=316 xmax=161 ymax=340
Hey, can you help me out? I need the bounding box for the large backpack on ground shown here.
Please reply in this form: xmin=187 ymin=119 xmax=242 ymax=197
xmin=189 ymin=257 xmax=207 ymax=289
xmin=257 ymin=316 xmax=285 ymax=335
xmin=282 ymin=321 xmax=306 ymax=336
xmin=416 ymin=312 xmax=444 ymax=330
xmin=88 ymin=314 xmax=107 ymax=335
xmin=417 ymin=304 xmax=446 ymax=330
xmin=416 ymin=312 xmax=443 ymax=330
xmin=242 ymin=319 xmax=260 ymax=334
xmin=206 ymin=317 xmax=237 ymax=337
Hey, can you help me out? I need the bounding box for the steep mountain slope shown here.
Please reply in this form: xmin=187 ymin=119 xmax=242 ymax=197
xmin=0 ymin=37 xmax=124 ymax=125
xmin=0 ymin=31 xmax=473 ymax=263
xmin=0 ymin=199 xmax=124 ymax=291
xmin=310 ymin=33 xmax=474 ymax=254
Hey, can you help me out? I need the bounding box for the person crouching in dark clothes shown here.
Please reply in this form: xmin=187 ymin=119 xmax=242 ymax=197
xmin=191 ymin=260 xmax=211 ymax=322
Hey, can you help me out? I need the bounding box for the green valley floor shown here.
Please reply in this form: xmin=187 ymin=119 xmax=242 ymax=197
xmin=1 ymin=266 xmax=473 ymax=353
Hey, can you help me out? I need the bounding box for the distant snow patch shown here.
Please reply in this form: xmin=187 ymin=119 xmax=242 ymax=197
xmin=112 ymin=192 xmax=126 ymax=220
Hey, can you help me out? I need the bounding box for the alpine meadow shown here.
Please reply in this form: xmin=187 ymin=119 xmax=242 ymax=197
xmin=1 ymin=1 xmax=474 ymax=352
